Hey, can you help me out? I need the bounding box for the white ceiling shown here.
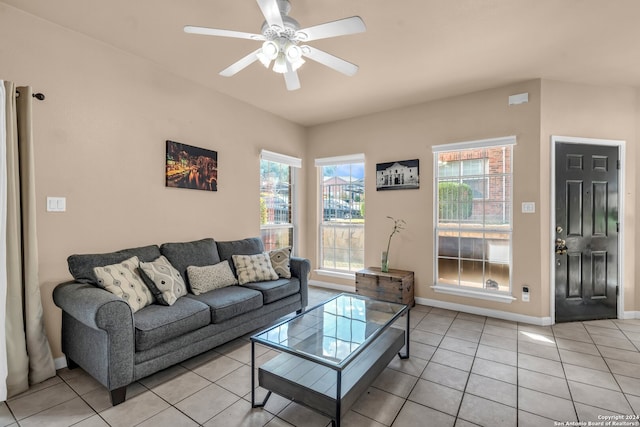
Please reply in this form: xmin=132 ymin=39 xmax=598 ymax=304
xmin=5 ymin=0 xmax=640 ymax=126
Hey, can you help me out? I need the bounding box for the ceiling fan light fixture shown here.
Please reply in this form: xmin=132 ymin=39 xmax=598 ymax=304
xmin=256 ymin=51 xmax=271 ymax=68
xmin=273 ymin=53 xmax=288 ymax=73
xmin=285 ymin=42 xmax=301 ymax=60
xmin=284 ymin=42 xmax=304 ymax=70
xmin=262 ymin=40 xmax=279 ymax=59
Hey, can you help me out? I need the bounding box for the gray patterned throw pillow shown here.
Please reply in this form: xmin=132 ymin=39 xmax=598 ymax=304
xmin=269 ymin=247 xmax=292 ymax=279
xmin=93 ymin=256 xmax=154 ymax=313
xmin=139 ymin=255 xmax=187 ymax=306
xmin=187 ymin=261 xmax=238 ymax=295
xmin=232 ymin=253 xmax=279 ymax=285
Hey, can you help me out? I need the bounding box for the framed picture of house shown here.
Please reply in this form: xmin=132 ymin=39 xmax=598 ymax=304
xmin=165 ymin=140 xmax=218 ymax=191
xmin=376 ymin=159 xmax=419 ymax=191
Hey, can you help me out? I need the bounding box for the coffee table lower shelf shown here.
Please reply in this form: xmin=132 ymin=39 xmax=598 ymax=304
xmin=258 ymin=327 xmax=405 ymax=427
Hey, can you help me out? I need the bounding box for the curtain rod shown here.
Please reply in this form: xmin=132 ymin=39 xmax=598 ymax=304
xmin=15 ymin=91 xmax=45 ymax=101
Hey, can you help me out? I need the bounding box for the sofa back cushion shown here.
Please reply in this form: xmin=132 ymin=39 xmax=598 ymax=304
xmin=160 ymin=238 xmax=221 ymax=291
xmin=216 ymin=237 xmax=264 ymax=276
xmin=68 ymin=244 xmax=161 ymax=286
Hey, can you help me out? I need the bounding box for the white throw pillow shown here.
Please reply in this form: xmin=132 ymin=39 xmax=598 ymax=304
xmin=93 ymin=256 xmax=154 ymax=312
xmin=232 ymin=253 xmax=279 ymax=285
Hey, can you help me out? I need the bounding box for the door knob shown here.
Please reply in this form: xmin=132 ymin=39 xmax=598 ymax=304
xmin=555 ymin=238 xmax=568 ymax=255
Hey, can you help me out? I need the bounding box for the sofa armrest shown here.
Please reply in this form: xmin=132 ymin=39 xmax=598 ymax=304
xmin=53 ymin=281 xmax=135 ymax=391
xmin=290 ymin=257 xmax=310 ymax=309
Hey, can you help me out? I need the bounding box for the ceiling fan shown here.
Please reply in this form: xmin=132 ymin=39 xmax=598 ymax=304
xmin=184 ymin=0 xmax=366 ymax=91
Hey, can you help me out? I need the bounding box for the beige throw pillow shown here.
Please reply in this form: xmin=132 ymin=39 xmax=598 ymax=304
xmin=232 ymin=253 xmax=279 ymax=285
xmin=269 ymin=247 xmax=292 ymax=279
xmin=93 ymin=256 xmax=154 ymax=313
xmin=139 ymin=255 xmax=187 ymax=306
xmin=187 ymin=261 xmax=238 ymax=295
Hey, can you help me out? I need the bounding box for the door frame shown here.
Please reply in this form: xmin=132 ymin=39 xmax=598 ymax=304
xmin=550 ymin=136 xmax=626 ymax=324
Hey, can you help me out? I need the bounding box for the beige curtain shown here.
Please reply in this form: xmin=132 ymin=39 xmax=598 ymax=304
xmin=2 ymin=81 xmax=55 ymax=399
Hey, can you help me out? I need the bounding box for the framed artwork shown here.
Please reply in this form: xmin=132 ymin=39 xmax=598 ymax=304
xmin=165 ymin=140 xmax=218 ymax=191
xmin=376 ymin=159 xmax=419 ymax=191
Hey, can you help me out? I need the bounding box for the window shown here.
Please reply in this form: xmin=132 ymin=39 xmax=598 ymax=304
xmin=433 ymin=137 xmax=515 ymax=296
xmin=315 ymin=154 xmax=365 ymax=274
xmin=260 ymin=150 xmax=301 ymax=252
xmin=439 ymin=159 xmax=488 ymax=199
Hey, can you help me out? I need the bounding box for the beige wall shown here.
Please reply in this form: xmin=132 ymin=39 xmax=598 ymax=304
xmin=306 ymin=80 xmax=545 ymax=317
xmin=3 ymin=3 xmax=640 ymax=362
xmin=0 ymin=5 xmax=307 ymax=358
xmin=306 ymin=79 xmax=640 ymax=321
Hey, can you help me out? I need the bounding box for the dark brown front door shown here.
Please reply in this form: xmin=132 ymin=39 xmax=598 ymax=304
xmin=555 ymin=142 xmax=619 ymax=322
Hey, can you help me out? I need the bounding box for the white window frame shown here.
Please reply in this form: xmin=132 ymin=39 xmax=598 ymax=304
xmin=315 ymin=153 xmax=365 ymax=277
xmin=260 ymin=150 xmax=301 ymax=254
xmin=432 ymin=136 xmax=516 ymax=303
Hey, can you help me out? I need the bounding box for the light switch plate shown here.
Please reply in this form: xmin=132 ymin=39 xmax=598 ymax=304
xmin=47 ymin=197 xmax=66 ymax=212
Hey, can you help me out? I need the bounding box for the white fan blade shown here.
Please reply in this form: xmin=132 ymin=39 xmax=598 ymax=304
xmin=284 ymin=63 xmax=301 ymax=91
xmin=256 ymin=0 xmax=284 ymax=29
xmin=301 ymin=46 xmax=359 ymax=76
xmin=184 ymin=25 xmax=265 ymax=41
xmin=296 ymin=16 xmax=366 ymax=42
xmin=219 ymin=49 xmax=261 ymax=77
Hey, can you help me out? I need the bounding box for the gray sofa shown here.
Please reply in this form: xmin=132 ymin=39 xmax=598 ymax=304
xmin=53 ymin=237 xmax=310 ymax=405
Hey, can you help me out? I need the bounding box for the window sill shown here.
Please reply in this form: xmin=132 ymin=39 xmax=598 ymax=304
xmin=431 ymin=284 xmax=516 ymax=304
xmin=315 ymin=269 xmax=355 ymax=281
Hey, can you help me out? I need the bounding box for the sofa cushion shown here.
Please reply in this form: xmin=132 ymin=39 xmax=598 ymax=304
xmin=134 ymin=296 xmax=210 ymax=351
xmin=187 ymin=286 xmax=263 ymax=323
xmin=93 ymin=256 xmax=155 ymax=313
xmin=160 ymin=238 xmax=221 ymax=291
xmin=232 ymin=253 xmax=279 ymax=285
xmin=269 ymin=247 xmax=292 ymax=279
xmin=216 ymin=237 xmax=264 ymax=276
xmin=139 ymin=255 xmax=187 ymax=306
xmin=68 ymin=245 xmax=161 ymax=285
xmin=242 ymin=277 xmax=300 ymax=304
xmin=187 ymin=261 xmax=238 ymax=295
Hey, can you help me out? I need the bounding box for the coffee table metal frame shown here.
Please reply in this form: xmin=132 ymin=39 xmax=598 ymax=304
xmin=250 ymin=293 xmax=410 ymax=427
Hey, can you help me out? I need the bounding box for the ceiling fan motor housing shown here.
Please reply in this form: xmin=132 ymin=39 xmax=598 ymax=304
xmin=261 ymin=16 xmax=300 ymax=41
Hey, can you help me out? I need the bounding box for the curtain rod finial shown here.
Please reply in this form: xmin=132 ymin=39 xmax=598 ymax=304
xmin=32 ymin=93 xmax=45 ymax=101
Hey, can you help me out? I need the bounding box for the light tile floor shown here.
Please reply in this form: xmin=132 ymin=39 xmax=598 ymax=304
xmin=4 ymin=286 xmax=640 ymax=426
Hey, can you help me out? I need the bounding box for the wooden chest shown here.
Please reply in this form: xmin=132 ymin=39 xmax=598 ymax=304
xmin=355 ymin=267 xmax=414 ymax=307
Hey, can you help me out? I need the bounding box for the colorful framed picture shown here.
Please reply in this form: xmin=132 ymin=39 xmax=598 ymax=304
xmin=165 ymin=140 xmax=217 ymax=191
xmin=376 ymin=159 xmax=419 ymax=191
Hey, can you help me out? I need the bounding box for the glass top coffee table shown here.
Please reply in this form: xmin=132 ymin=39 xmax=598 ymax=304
xmin=251 ymin=293 xmax=410 ymax=427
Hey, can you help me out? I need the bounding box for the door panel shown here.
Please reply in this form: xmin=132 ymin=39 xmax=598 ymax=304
xmin=555 ymin=143 xmax=618 ymax=322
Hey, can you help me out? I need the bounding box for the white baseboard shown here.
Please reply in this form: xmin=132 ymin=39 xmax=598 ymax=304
xmin=417 ymin=297 xmax=553 ymax=326
xmin=311 ymin=280 xmax=551 ymax=325
xmin=54 ymin=356 xmax=67 ymax=371
xmin=623 ymin=311 xmax=640 ymax=320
